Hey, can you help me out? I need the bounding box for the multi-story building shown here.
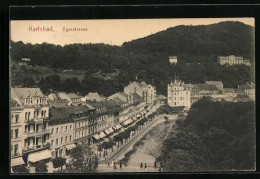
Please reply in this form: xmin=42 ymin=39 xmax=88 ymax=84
xmin=124 ymin=81 xmax=156 ymax=105
xmin=10 ymin=100 xmax=25 ymax=168
xmin=217 ymin=55 xmax=251 ymax=66
xmin=49 ymin=108 xmax=75 ymax=158
xmin=11 ymin=88 xmax=51 ymax=165
xmin=238 ymin=83 xmax=255 ymax=100
xmin=167 ymin=80 xmax=191 ymax=109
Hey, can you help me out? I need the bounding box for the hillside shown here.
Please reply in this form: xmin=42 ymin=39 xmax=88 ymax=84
xmin=10 ymin=21 xmax=255 ymax=96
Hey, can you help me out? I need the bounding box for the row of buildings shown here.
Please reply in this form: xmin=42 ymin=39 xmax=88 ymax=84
xmin=10 ymin=81 xmax=157 ymax=170
xmin=168 ymin=79 xmax=255 ymax=109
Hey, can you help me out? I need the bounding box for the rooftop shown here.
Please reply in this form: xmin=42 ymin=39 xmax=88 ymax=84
xmin=196 ymin=84 xmax=219 ymax=91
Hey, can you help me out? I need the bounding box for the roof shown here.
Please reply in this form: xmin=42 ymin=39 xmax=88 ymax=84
xmin=10 ymin=99 xmax=20 ymax=107
xmin=205 ymin=81 xmax=223 ymax=85
xmin=196 ymin=84 xmax=219 ymax=91
xmin=239 ymin=84 xmax=255 ymax=90
xmin=118 ymin=92 xmax=128 ymax=98
xmin=48 ymin=100 xmax=68 ymax=108
xmin=235 ymin=94 xmax=250 ymax=98
xmin=86 ymin=92 xmax=102 ymax=99
xmin=11 ymin=88 xmax=45 ymax=105
xmin=113 ymin=97 xmax=126 ymax=106
xmin=67 ymin=93 xmax=81 ymax=99
xmin=49 ymin=107 xmax=72 ymax=124
xmin=86 ymin=101 xmax=106 ymax=109
xmin=132 ymin=92 xmax=144 ymax=103
xmin=12 ymin=88 xmax=43 ymax=98
xmin=218 ymin=55 xmax=243 ymax=60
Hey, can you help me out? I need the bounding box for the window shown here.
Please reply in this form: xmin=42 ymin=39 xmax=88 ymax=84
xmin=25 ymin=112 xmax=28 ymax=120
xmin=15 ymin=129 xmax=19 ymax=138
xmin=65 ymin=136 xmax=67 ymax=142
xmin=79 ymin=122 xmax=80 ymax=127
xmin=56 ymin=127 xmax=58 ymax=133
xmin=70 ymin=136 xmax=72 ymax=141
xmin=56 ymin=139 xmax=58 ymax=145
xmin=65 ymin=126 xmax=68 ymax=131
xmin=14 ymin=144 xmax=18 ymax=156
xmin=70 ymin=125 xmax=72 ymax=130
xmin=51 ymin=140 xmax=54 ymax=146
xmin=61 ymin=137 xmax=63 ymax=144
xmin=15 ymin=115 xmax=19 ymax=123
xmin=75 ymin=123 xmax=77 ymax=128
xmin=51 ymin=128 xmax=54 ymax=134
xmin=61 ymin=126 xmax=63 ymax=132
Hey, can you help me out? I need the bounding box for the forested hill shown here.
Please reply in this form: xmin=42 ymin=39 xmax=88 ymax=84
xmin=122 ymin=21 xmax=255 ymax=64
xmin=10 ymin=21 xmax=255 ymax=96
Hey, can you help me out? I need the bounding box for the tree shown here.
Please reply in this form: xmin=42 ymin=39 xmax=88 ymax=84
xmin=12 ymin=165 xmax=29 ymax=173
xmin=68 ymin=143 xmax=99 ymax=172
xmin=52 ymin=157 xmax=66 ymax=170
xmin=33 ymin=161 xmax=48 ymax=173
xmin=157 ymin=98 xmax=255 ymax=171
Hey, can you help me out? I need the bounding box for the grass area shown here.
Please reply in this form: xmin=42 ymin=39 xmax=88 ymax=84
xmin=11 ymin=62 xmax=119 ymax=82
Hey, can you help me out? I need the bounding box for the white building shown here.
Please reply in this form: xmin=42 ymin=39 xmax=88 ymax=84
xmin=169 ymin=56 xmax=178 ymax=64
xmin=167 ymin=80 xmax=191 ymax=109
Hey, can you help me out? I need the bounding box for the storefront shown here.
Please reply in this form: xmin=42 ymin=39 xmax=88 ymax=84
xmin=27 ymin=149 xmax=52 ymax=166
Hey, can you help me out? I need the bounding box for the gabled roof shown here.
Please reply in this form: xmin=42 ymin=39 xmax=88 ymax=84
xmin=11 ymin=88 xmax=45 ymax=105
xmin=12 ymin=88 xmax=43 ymax=98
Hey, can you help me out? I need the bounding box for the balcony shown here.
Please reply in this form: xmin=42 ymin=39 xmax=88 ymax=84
xmin=24 ymin=119 xmax=35 ymax=124
xmin=22 ymin=142 xmax=50 ymax=153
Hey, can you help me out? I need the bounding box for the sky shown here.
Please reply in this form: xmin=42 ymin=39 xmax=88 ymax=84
xmin=10 ymin=18 xmax=254 ymax=46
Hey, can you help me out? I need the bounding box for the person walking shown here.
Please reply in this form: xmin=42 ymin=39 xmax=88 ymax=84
xmin=140 ymin=162 xmax=143 ymax=168
xmin=111 ymin=159 xmax=114 ymax=168
xmin=120 ymin=161 xmax=122 ymax=169
xmin=107 ymin=162 xmax=110 ymax=168
xmin=154 ymin=162 xmax=157 ymax=169
xmin=144 ymin=163 xmax=147 ymax=171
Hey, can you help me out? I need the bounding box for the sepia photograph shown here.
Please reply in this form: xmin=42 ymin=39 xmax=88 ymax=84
xmin=9 ymin=18 xmax=255 ymax=173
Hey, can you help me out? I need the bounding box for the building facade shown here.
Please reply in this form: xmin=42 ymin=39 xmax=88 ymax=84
xmin=11 ymin=88 xmax=51 ymax=166
xmin=167 ymin=80 xmax=191 ymax=109
xmin=217 ymin=55 xmax=251 ymax=66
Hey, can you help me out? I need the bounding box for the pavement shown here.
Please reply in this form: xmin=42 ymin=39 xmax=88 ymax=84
xmin=96 ymin=163 xmax=159 ymax=173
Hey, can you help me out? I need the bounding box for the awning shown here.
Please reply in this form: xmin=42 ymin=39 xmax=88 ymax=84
xmin=27 ymin=149 xmax=52 ymax=163
xmin=108 ymin=128 xmax=114 ymax=133
xmin=104 ymin=129 xmax=112 ymax=135
xmin=99 ymin=132 xmax=106 ymax=139
xmin=116 ymin=124 xmax=122 ymax=129
xmin=123 ymin=119 xmax=132 ymax=126
xmin=66 ymin=144 xmax=76 ymax=150
xmin=93 ymin=134 xmax=100 ymax=140
xmin=11 ymin=157 xmax=25 ymax=167
xmin=137 ymin=114 xmax=141 ymax=118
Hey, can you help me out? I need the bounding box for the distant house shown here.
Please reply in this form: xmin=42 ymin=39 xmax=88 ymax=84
xmin=57 ymin=92 xmax=81 ymax=106
xmin=205 ymin=81 xmax=224 ymax=91
xmin=48 ymin=99 xmax=69 ymax=108
xmin=195 ymin=84 xmax=219 ymax=95
xmin=222 ymin=88 xmax=235 ymax=94
xmin=85 ymin=92 xmax=104 ymax=102
xmin=48 ymin=93 xmax=59 ymax=101
xmin=238 ymin=83 xmax=255 ymax=100
xmin=108 ymin=92 xmax=130 ymax=104
xmin=217 ymin=55 xmax=251 ymax=66
xmin=169 ymin=56 xmax=177 ymax=64
xmin=19 ymin=58 xmax=31 ymax=66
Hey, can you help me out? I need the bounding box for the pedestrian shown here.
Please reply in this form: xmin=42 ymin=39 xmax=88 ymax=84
xmin=107 ymin=162 xmax=110 ymax=168
xmin=144 ymin=163 xmax=147 ymax=171
xmin=140 ymin=162 xmax=143 ymax=168
xmin=120 ymin=161 xmax=122 ymax=169
xmin=154 ymin=162 xmax=157 ymax=169
xmin=111 ymin=159 xmax=114 ymax=167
